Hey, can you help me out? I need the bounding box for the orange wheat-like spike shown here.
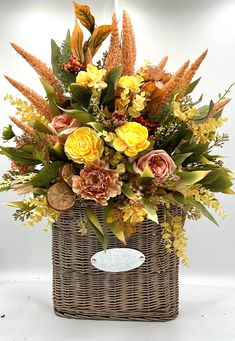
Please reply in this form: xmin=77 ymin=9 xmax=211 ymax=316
xmin=5 ymin=76 xmax=52 ymax=120
xmin=10 ymin=43 xmax=65 ymax=103
xmin=122 ymin=11 xmax=136 ymax=75
xmin=178 ymin=49 xmax=208 ymax=98
xmin=106 ymin=13 xmax=122 ymax=71
xmin=127 ymin=12 xmax=136 ymax=66
xmin=208 ymin=98 xmax=231 ymax=119
xmin=158 ymin=56 xmax=168 ymax=69
xmin=10 ymin=116 xmax=35 ymax=137
xmin=150 ymin=60 xmax=190 ymax=112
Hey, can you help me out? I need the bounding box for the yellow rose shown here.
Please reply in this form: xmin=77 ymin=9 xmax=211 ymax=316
xmin=76 ymin=64 xmax=107 ymax=90
xmin=118 ymin=75 xmax=143 ymax=93
xmin=113 ymin=122 xmax=150 ymax=157
xmin=64 ymin=127 xmax=104 ymax=164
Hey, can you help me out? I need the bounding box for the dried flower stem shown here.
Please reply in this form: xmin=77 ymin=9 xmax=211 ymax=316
xmin=106 ymin=13 xmax=122 ymax=71
xmin=10 ymin=116 xmax=34 ymax=136
xmin=5 ymin=76 xmax=52 ymax=120
xmin=158 ymin=56 xmax=168 ymax=69
xmin=10 ymin=43 xmax=65 ymax=103
xmin=208 ymin=98 xmax=231 ymax=119
xmin=150 ymin=60 xmax=190 ymax=112
xmin=122 ymin=11 xmax=136 ymax=75
xmin=179 ymin=49 xmax=208 ymax=98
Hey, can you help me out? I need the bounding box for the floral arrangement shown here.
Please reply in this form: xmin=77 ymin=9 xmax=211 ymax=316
xmin=1 ymin=2 xmax=234 ymax=266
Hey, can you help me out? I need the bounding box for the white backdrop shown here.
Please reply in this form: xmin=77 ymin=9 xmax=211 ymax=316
xmin=0 ymin=0 xmax=234 ymax=283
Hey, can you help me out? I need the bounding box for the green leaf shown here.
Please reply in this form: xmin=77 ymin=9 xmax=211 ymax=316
xmin=51 ymin=39 xmax=62 ymax=81
xmin=208 ymin=100 xmax=215 ymax=114
xmin=186 ymin=77 xmax=201 ymax=94
xmin=87 ymin=122 xmax=105 ymax=132
xmin=192 ymin=93 xmax=203 ymax=106
xmin=29 ymin=161 xmax=64 ymax=187
xmin=125 ymin=160 xmax=136 ymax=174
xmin=198 ymin=155 xmax=214 ymax=165
xmin=2 ymin=125 xmax=15 ymax=141
xmin=40 ymin=78 xmax=61 ymax=116
xmin=33 ymin=141 xmax=49 ymax=166
xmin=101 ymin=65 xmax=123 ymax=106
xmin=85 ymin=206 xmax=107 ymax=250
xmin=104 ymin=205 xmax=126 ymax=244
xmin=0 ymin=146 xmax=40 ymax=166
xmin=19 ymin=144 xmax=35 ymax=153
xmin=121 ymin=183 xmax=136 ymax=200
xmin=137 ymin=164 xmax=154 ymax=186
xmin=172 ymin=152 xmax=193 ymax=166
xmin=200 ymin=168 xmax=234 ymax=192
xmin=192 ymin=105 xmax=209 ymax=122
xmin=34 ymin=120 xmax=51 ymax=134
xmin=213 ymin=109 xmax=223 ymax=120
xmin=57 ymin=106 xmax=94 ymax=124
xmin=140 ymin=198 xmax=158 ymax=224
xmin=51 ymin=33 xmax=76 ymax=91
xmin=6 ymin=201 xmax=33 ymax=210
xmin=177 ymin=170 xmax=211 ymax=185
xmin=159 ymin=123 xmax=191 ymax=154
xmin=172 ymin=193 xmax=218 ymax=226
xmin=204 ymin=174 xmax=233 ymax=192
xmin=222 ymin=188 xmax=235 ymax=194
xmin=69 ymin=83 xmax=92 ymax=109
xmin=185 ymin=198 xmax=219 ymax=226
xmin=180 ymin=142 xmax=208 ymax=164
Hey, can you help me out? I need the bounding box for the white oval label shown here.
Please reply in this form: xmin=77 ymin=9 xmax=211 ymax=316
xmin=91 ymin=248 xmax=145 ymax=272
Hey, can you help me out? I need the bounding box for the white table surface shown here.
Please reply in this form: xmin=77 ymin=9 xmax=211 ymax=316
xmin=0 ymin=279 xmax=234 ymax=341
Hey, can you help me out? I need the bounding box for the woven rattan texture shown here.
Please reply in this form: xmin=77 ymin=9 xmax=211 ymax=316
xmin=52 ymin=200 xmax=183 ymax=321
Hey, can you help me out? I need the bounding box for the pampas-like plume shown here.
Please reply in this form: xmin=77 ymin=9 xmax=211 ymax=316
xmin=158 ymin=56 xmax=168 ymax=69
xmin=10 ymin=43 xmax=65 ymax=103
xmin=10 ymin=116 xmax=34 ymax=136
xmin=208 ymin=99 xmax=231 ymax=119
xmin=5 ymin=76 xmax=52 ymax=120
xmin=150 ymin=60 xmax=190 ymax=112
xmin=127 ymin=13 xmax=136 ymax=66
xmin=106 ymin=13 xmax=122 ymax=71
xmin=179 ymin=49 xmax=208 ymax=98
xmin=122 ymin=11 xmax=136 ymax=75
xmin=85 ymin=47 xmax=93 ymax=66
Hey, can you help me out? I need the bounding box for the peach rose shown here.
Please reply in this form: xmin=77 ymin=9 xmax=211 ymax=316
xmin=72 ymin=159 xmax=122 ymax=206
xmin=133 ymin=150 xmax=176 ymax=181
xmin=49 ymin=113 xmax=80 ymax=134
xmin=48 ymin=113 xmax=81 ymax=144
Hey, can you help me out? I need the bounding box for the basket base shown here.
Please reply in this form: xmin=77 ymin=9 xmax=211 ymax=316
xmin=53 ymin=308 xmax=179 ymax=322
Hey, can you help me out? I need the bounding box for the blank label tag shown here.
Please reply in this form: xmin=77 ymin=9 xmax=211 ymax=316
xmin=91 ymin=248 xmax=145 ymax=272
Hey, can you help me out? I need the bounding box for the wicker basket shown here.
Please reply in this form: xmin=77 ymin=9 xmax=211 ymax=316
xmin=52 ymin=200 xmax=185 ymax=321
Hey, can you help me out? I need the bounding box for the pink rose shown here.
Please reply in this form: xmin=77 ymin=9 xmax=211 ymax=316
xmin=48 ymin=113 xmax=81 ymax=144
xmin=49 ymin=113 xmax=80 ymax=134
xmin=133 ymin=150 xmax=176 ymax=181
